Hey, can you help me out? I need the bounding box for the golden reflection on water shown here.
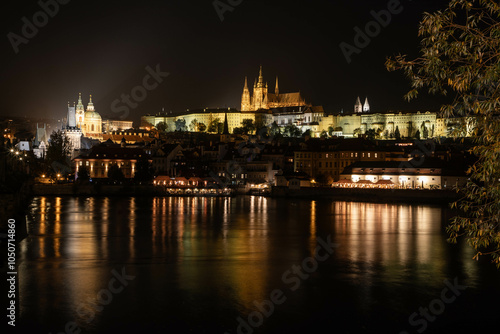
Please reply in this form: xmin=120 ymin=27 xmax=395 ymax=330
xmin=20 ymin=196 xmax=479 ymax=324
xmin=309 ymin=201 xmax=317 ymax=256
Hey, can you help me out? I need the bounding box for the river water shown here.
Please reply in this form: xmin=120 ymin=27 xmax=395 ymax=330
xmin=17 ymin=196 xmax=500 ymax=333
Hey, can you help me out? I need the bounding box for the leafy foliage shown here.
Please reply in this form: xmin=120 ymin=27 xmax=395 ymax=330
xmin=365 ymin=129 xmax=377 ymax=141
xmin=46 ymin=130 xmax=71 ymax=167
xmin=197 ymin=122 xmax=207 ymax=132
xmin=189 ymin=119 xmax=199 ymax=132
xmin=175 ymin=119 xmax=187 ymax=132
xmin=386 ymin=0 xmax=500 ymax=267
xmin=241 ymin=119 xmax=255 ymax=135
xmin=77 ymin=166 xmax=90 ymax=182
xmin=134 ymin=156 xmax=153 ymax=183
xmin=269 ymin=122 xmax=281 ymax=137
xmin=284 ymin=124 xmax=301 ymax=137
xmin=156 ymin=121 xmax=168 ymax=133
xmin=208 ymin=118 xmax=221 ymax=133
xmin=107 ymin=164 xmax=125 ymax=183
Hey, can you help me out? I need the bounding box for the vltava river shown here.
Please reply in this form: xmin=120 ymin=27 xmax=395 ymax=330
xmin=18 ymin=196 xmax=500 ymax=333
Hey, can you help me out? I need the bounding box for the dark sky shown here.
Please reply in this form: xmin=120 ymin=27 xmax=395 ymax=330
xmin=1 ymin=0 xmax=452 ymax=124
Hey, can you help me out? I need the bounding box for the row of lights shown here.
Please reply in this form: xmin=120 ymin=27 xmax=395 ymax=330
xmin=9 ymin=148 xmax=27 ymax=161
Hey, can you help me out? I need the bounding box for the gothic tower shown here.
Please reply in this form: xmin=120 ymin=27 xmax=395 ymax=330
xmin=252 ymin=66 xmax=268 ymax=110
xmin=275 ymin=76 xmax=279 ymax=96
xmin=67 ymin=102 xmax=76 ymax=128
xmin=241 ymin=76 xmax=251 ymax=112
xmin=354 ymin=97 xmax=363 ymax=113
xmin=363 ymin=97 xmax=370 ymax=112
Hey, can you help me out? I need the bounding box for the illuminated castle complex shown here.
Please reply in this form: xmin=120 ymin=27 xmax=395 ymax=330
xmin=140 ymin=66 xmax=470 ymax=138
xmin=241 ymin=66 xmax=308 ymax=111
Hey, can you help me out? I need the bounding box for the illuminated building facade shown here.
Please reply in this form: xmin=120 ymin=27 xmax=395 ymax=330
xmin=339 ymin=160 xmax=468 ymax=189
xmin=74 ymin=146 xmax=150 ymax=179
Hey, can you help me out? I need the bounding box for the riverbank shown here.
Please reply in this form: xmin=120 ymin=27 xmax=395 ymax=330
xmin=30 ymin=184 xmax=462 ymax=204
xmin=271 ymin=186 xmax=462 ymax=204
xmin=32 ymin=184 xmax=233 ymax=197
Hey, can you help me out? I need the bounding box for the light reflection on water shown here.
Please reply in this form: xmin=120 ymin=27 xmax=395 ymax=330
xmin=18 ymin=196 xmax=500 ymax=333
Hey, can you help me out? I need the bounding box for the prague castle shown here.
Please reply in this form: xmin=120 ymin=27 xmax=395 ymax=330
xmin=138 ymin=66 xmax=468 ymax=139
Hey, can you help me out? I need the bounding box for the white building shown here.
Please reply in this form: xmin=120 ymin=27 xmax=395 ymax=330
xmin=339 ymin=159 xmax=467 ymax=189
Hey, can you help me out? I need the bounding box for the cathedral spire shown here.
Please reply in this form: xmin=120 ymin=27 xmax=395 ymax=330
xmin=363 ymin=97 xmax=370 ymax=112
xmin=275 ymin=76 xmax=279 ymax=95
xmin=354 ymin=96 xmax=363 ymax=113
xmin=241 ymin=77 xmax=251 ymax=112
xmin=257 ymin=65 xmax=264 ymax=87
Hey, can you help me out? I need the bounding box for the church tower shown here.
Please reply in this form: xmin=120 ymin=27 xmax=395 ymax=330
xmin=252 ymin=66 xmax=268 ymax=110
xmin=241 ymin=77 xmax=252 ymax=112
xmin=67 ymin=102 xmax=76 ymax=128
xmin=63 ymin=96 xmax=82 ymax=152
xmin=275 ymin=76 xmax=279 ymax=96
xmin=75 ymin=93 xmax=85 ymax=128
xmin=363 ymin=97 xmax=370 ymax=112
xmin=354 ymin=97 xmax=363 ymax=113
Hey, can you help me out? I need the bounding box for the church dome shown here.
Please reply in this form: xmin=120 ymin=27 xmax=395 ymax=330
xmin=84 ymin=95 xmax=101 ymax=119
xmin=84 ymin=110 xmax=102 ymax=120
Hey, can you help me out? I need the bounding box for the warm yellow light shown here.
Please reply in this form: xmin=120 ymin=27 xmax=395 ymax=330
xmin=57 ymin=174 xmax=61 ymax=178
xmin=42 ymin=175 xmax=46 ymax=178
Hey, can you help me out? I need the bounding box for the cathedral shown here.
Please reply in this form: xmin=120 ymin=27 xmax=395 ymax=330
xmin=241 ymin=66 xmax=308 ymax=111
xmin=63 ymin=93 xmax=103 ymax=151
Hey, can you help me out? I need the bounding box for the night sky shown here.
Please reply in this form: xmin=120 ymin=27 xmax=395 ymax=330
xmin=1 ymin=0 xmax=452 ymax=124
